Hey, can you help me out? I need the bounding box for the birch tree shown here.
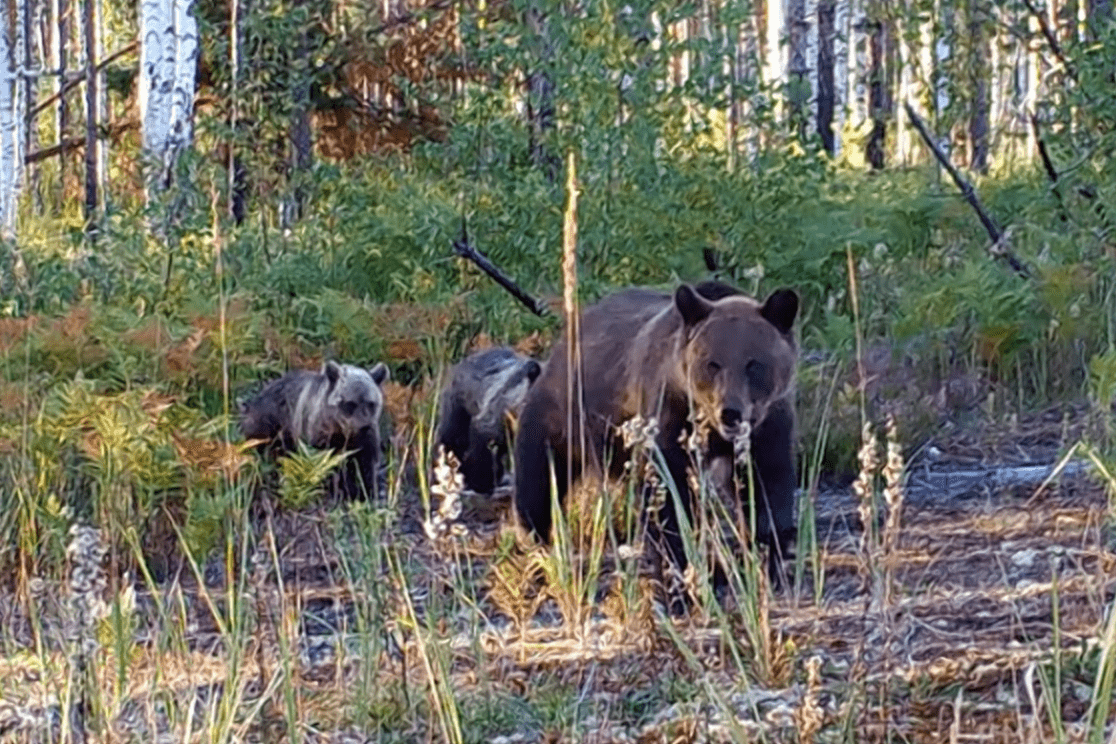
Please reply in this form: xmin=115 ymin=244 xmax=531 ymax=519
xmin=0 ymin=2 xmax=20 ymax=237
xmin=138 ymin=0 xmax=198 ymax=195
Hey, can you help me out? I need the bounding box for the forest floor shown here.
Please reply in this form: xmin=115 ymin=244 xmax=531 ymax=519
xmin=0 ymin=405 xmax=1114 ymax=744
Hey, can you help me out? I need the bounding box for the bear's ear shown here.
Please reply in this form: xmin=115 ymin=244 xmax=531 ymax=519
xmin=760 ymin=289 xmax=799 ymax=335
xmin=323 ymin=360 xmax=343 ymax=388
xmin=369 ymin=362 xmax=390 ymax=386
xmin=525 ymin=360 xmax=542 ymax=383
xmin=674 ymin=284 xmax=714 ymax=327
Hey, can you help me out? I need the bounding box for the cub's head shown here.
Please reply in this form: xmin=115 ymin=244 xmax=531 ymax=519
xmin=322 ymin=361 xmax=390 ymax=439
xmin=475 ymin=349 xmax=542 ymax=432
xmin=674 ymin=284 xmax=798 ymax=441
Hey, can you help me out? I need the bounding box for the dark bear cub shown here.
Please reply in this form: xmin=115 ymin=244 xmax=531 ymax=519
xmin=514 ymin=282 xmax=799 ymax=586
xmin=436 ymin=347 xmax=542 ymax=494
xmin=241 ymin=361 xmax=390 ymax=500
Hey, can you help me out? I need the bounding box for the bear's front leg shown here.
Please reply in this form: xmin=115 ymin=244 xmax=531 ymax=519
xmin=513 ymin=412 xmax=567 ymax=543
xmin=748 ymin=397 xmax=797 ymax=587
xmin=461 ymin=437 xmax=498 ymax=495
xmin=652 ymin=427 xmax=698 ymax=578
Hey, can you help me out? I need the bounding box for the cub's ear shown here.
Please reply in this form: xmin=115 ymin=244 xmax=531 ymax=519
xmin=760 ymin=289 xmax=799 ymax=335
xmin=674 ymin=284 xmax=714 ymax=327
xmin=369 ymin=362 xmax=390 ymax=386
xmin=323 ymin=360 xmax=343 ymax=387
xmin=525 ymin=360 xmax=542 ymax=383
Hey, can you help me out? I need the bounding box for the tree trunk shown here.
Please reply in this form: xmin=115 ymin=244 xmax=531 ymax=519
xmin=0 ymin=1 xmax=20 ymax=237
xmin=817 ymin=0 xmax=836 ymax=153
xmin=832 ymin=0 xmax=850 ymax=157
xmin=139 ymin=0 xmax=198 ymax=195
xmin=866 ymin=3 xmax=889 ymax=170
xmin=967 ymin=0 xmax=989 ymax=173
xmin=526 ymin=3 xmax=557 ymax=179
xmin=82 ymin=0 xmax=96 ymax=228
xmin=22 ymin=0 xmax=40 ymax=212
xmin=54 ymin=0 xmax=68 ymax=197
xmin=1087 ymin=0 xmax=1112 ymax=38
xmin=282 ymin=0 xmax=312 ymax=227
xmin=787 ymin=0 xmax=809 ymax=139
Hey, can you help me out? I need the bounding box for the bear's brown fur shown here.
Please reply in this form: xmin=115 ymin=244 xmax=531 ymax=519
xmin=241 ymin=361 xmax=390 ymax=500
xmin=514 ymin=282 xmax=799 ymax=585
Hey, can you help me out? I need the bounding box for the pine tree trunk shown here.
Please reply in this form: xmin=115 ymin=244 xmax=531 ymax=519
xmin=1087 ymin=0 xmax=1112 ymax=38
xmin=526 ymin=3 xmax=557 ymax=179
xmin=817 ymin=0 xmax=836 ymax=153
xmin=968 ymin=0 xmax=989 ymax=173
xmin=787 ymin=0 xmax=809 ymax=139
xmin=82 ymin=0 xmax=96 ymax=228
xmin=866 ymin=3 xmax=889 ymax=170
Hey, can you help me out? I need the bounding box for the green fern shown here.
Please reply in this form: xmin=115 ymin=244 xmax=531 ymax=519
xmin=277 ymin=441 xmax=352 ymax=510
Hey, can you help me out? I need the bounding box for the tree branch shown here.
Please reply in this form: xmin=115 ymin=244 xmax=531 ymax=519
xmin=1019 ymin=0 xmax=1077 ymax=82
xmin=452 ymin=238 xmax=550 ymax=317
xmin=29 ymin=41 xmax=138 ymax=119
xmin=904 ymin=101 xmax=1030 ymax=279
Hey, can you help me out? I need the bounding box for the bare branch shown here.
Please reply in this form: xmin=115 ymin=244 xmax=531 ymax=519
xmin=1020 ymin=0 xmax=1077 ymax=82
xmin=452 ymin=238 xmax=550 ymax=317
xmin=904 ymin=101 xmax=1030 ymax=279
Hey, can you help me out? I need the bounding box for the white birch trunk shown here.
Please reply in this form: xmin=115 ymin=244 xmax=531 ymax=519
xmin=848 ymin=0 xmax=867 ymax=131
xmin=833 ymin=0 xmax=849 ymax=156
xmin=806 ymin=0 xmax=818 ymax=128
xmin=763 ymin=0 xmax=786 ymax=124
xmin=0 ymin=3 xmax=23 ymax=237
xmin=933 ymin=0 xmax=952 ymax=155
xmin=139 ymin=0 xmax=198 ymax=193
xmin=896 ymin=9 xmax=912 ymax=164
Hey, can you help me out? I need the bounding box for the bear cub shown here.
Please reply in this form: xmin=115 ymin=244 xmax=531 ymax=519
xmin=514 ymin=282 xmax=799 ymax=586
xmin=241 ymin=360 xmax=390 ymax=500
xmin=436 ymin=347 xmax=542 ymax=494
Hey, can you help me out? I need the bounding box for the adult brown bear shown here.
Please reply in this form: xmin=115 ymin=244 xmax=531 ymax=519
xmin=513 ymin=281 xmax=799 ymax=585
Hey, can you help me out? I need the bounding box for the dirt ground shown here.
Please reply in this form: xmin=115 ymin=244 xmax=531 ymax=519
xmin=1 ymin=405 xmax=1113 ymax=744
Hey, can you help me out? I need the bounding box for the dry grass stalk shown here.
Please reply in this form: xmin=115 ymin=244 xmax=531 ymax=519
xmin=795 ymin=655 xmax=825 ymax=744
xmin=563 ymin=150 xmax=582 ymax=491
xmin=851 ymin=420 xmax=881 ymax=575
xmin=881 ymin=414 xmax=906 ymax=603
xmin=425 ymin=446 xmax=467 ymax=541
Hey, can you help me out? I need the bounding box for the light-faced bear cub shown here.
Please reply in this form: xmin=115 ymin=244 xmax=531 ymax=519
xmin=240 ymin=361 xmax=390 ymax=500
xmin=436 ymin=347 xmax=542 ymax=494
xmin=514 ymin=282 xmax=799 ymax=586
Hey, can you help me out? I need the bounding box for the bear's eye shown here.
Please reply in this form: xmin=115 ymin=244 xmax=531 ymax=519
xmin=340 ymin=401 xmax=357 ymax=416
xmin=707 ymin=360 xmax=722 ymax=375
xmin=745 ymin=360 xmax=772 ymax=395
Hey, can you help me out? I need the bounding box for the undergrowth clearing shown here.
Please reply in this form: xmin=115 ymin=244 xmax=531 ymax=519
xmin=0 ymin=402 xmax=1112 ymax=744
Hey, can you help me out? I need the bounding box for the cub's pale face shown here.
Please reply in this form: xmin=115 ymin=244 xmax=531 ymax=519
xmin=325 ymin=363 xmax=388 ymax=439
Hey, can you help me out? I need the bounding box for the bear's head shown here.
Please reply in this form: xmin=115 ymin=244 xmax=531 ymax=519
xmin=674 ymin=284 xmax=798 ymax=441
xmin=476 ymin=350 xmax=542 ymax=433
xmin=322 ymin=361 xmax=390 ymax=440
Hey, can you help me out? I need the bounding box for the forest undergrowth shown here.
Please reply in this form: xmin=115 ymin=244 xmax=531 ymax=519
xmin=1 ymin=128 xmax=1115 ymax=741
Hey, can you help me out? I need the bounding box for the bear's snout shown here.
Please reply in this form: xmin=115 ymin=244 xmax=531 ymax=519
xmin=720 ymin=407 xmax=743 ymax=429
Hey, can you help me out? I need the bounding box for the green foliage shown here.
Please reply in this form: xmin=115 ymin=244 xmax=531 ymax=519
xmin=277 ymin=441 xmax=352 ymax=509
